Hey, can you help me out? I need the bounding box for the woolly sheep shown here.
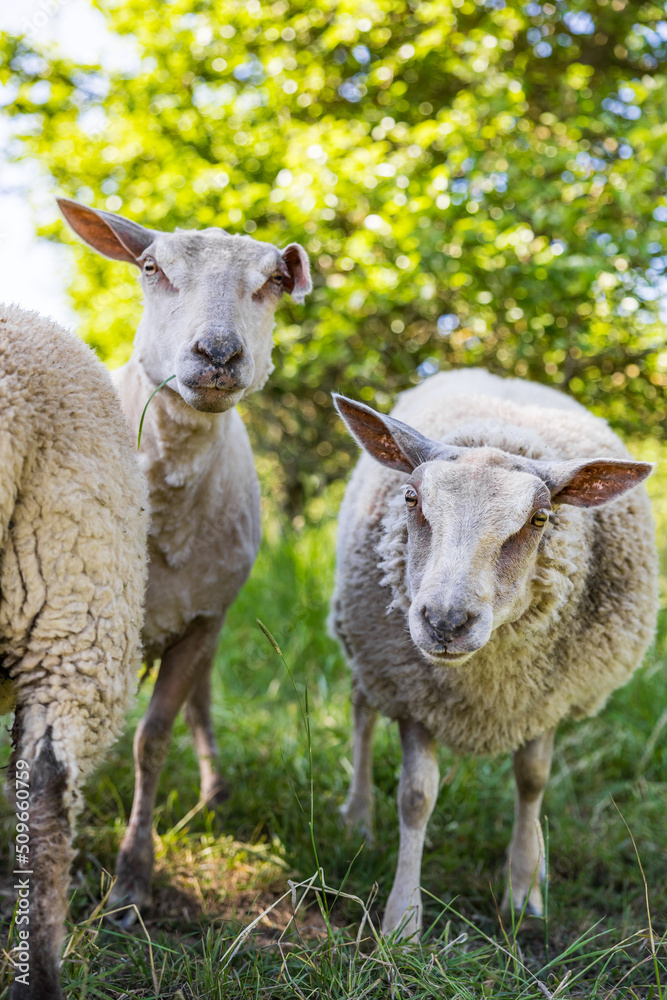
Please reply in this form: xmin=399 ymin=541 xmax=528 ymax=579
xmin=331 ymin=368 xmax=657 ymax=938
xmin=57 ymin=198 xmax=312 ymax=923
xmin=0 ymin=304 xmax=148 ymax=999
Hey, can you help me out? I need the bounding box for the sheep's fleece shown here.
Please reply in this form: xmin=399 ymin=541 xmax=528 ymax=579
xmin=332 ymin=369 xmax=658 ymax=756
xmin=0 ymin=303 xmax=148 ymax=810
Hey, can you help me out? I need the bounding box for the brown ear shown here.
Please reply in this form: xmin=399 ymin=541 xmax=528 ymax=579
xmin=538 ymin=457 xmax=653 ymax=508
xmin=281 ymin=244 xmax=311 ymax=303
xmin=57 ymin=198 xmax=157 ymax=265
xmin=333 ymin=394 xmax=460 ymax=473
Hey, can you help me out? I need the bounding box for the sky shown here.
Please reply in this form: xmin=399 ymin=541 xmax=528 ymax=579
xmin=0 ymin=0 xmax=136 ymax=329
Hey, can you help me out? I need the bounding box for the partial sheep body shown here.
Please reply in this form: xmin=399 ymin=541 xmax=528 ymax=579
xmin=116 ymin=359 xmax=260 ymax=662
xmin=332 ymin=368 xmax=657 ymax=936
xmin=335 ymin=370 xmax=656 ymax=754
xmin=0 ymin=304 xmax=148 ymax=999
xmin=58 ymin=199 xmax=311 ymax=922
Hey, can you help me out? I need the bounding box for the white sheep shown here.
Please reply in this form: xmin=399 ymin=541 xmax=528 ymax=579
xmin=331 ymin=368 xmax=658 ymax=938
xmin=0 ymin=303 xmax=148 ymax=999
xmin=57 ymin=198 xmax=311 ymax=923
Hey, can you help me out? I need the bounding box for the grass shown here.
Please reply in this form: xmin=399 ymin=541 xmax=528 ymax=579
xmin=0 ymin=501 xmax=666 ymax=998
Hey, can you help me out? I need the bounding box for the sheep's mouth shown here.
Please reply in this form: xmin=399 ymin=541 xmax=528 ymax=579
xmin=177 ymin=380 xmax=246 ymax=413
xmin=181 ymin=371 xmax=251 ymax=393
xmin=421 ymin=648 xmax=476 ymax=666
xmin=195 ymin=382 xmax=244 ymax=395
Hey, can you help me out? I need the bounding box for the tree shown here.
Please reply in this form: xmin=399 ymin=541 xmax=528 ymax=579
xmin=2 ymin=0 xmax=666 ymax=513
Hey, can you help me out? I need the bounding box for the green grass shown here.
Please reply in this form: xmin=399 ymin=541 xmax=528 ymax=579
xmin=1 ymin=509 xmax=666 ymax=999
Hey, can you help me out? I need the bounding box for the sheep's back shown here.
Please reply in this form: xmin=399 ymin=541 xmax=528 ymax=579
xmin=392 ymin=368 xmax=625 ymax=462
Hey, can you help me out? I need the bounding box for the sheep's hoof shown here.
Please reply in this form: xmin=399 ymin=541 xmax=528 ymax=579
xmin=500 ymin=884 xmax=544 ymax=920
xmin=382 ymin=900 xmax=422 ymax=942
xmin=339 ymin=798 xmax=375 ymax=847
xmin=107 ymin=876 xmax=152 ymax=928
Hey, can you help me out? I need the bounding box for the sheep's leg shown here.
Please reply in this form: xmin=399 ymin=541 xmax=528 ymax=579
xmin=184 ymin=655 xmax=228 ymax=806
xmin=110 ymin=618 xmax=219 ymax=926
xmin=9 ymin=712 xmax=73 ymax=1000
xmin=383 ymin=719 xmax=439 ymax=940
xmin=502 ymin=727 xmax=555 ymax=918
xmin=340 ymin=678 xmax=377 ymax=842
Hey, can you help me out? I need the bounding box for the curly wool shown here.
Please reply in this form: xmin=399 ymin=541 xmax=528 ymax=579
xmin=332 ymin=369 xmax=658 ymax=757
xmin=0 ymin=303 xmax=148 ymax=818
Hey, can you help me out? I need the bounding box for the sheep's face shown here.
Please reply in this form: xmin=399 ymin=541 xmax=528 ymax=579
xmin=333 ymin=393 xmax=653 ymax=668
xmin=402 ymin=452 xmax=553 ymax=665
xmin=134 ymin=232 xmax=310 ymax=412
xmin=57 ymin=199 xmax=311 ymax=413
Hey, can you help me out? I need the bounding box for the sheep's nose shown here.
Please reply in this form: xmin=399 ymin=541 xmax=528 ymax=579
xmin=422 ymin=606 xmax=476 ymax=644
xmin=195 ymin=334 xmax=244 ymax=368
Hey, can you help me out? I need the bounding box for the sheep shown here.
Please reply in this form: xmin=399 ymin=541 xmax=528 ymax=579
xmin=57 ymin=198 xmax=312 ymax=923
xmin=331 ymin=368 xmax=658 ymax=939
xmin=0 ymin=303 xmax=148 ymax=999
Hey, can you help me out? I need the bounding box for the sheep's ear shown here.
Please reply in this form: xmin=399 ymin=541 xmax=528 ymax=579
xmin=333 ymin=394 xmax=457 ymax=473
xmin=281 ymin=244 xmax=311 ymax=303
xmin=57 ymin=198 xmax=157 ymax=265
xmin=535 ymin=457 xmax=653 ymax=508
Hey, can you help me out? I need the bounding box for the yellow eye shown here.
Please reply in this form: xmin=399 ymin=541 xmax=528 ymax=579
xmin=530 ymin=509 xmax=549 ymax=528
xmin=405 ymin=487 xmax=418 ymax=508
xmin=143 ymin=257 xmax=158 ymax=275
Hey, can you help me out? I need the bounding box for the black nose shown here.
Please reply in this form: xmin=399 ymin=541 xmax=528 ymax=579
xmin=422 ymin=606 xmax=476 ymax=644
xmin=195 ymin=333 xmax=244 ymax=368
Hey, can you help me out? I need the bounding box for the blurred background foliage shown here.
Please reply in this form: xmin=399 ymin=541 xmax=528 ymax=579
xmin=1 ymin=0 xmax=667 ymax=514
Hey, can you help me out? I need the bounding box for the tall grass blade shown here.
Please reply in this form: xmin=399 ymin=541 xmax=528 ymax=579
xmin=137 ymin=374 xmax=176 ymax=449
xmin=612 ymin=796 xmax=663 ymax=1000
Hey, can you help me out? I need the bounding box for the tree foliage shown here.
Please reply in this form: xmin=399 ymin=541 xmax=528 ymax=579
xmin=2 ymin=0 xmax=667 ymax=512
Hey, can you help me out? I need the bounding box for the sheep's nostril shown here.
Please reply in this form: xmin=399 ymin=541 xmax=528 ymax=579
xmin=195 ymin=335 xmax=244 ymax=368
xmin=451 ymin=613 xmax=475 ymax=638
xmin=422 ymin=606 xmax=475 ymax=643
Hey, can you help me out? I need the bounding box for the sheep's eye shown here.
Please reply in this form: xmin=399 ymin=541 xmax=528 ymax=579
xmin=405 ymin=487 xmax=418 ymax=509
xmin=270 ymin=272 xmax=285 ymax=286
xmin=530 ymin=509 xmax=549 ymax=528
xmin=143 ymin=257 xmax=158 ymax=276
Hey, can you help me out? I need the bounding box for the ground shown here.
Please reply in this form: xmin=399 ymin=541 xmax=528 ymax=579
xmin=0 ymin=505 xmax=665 ymax=999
